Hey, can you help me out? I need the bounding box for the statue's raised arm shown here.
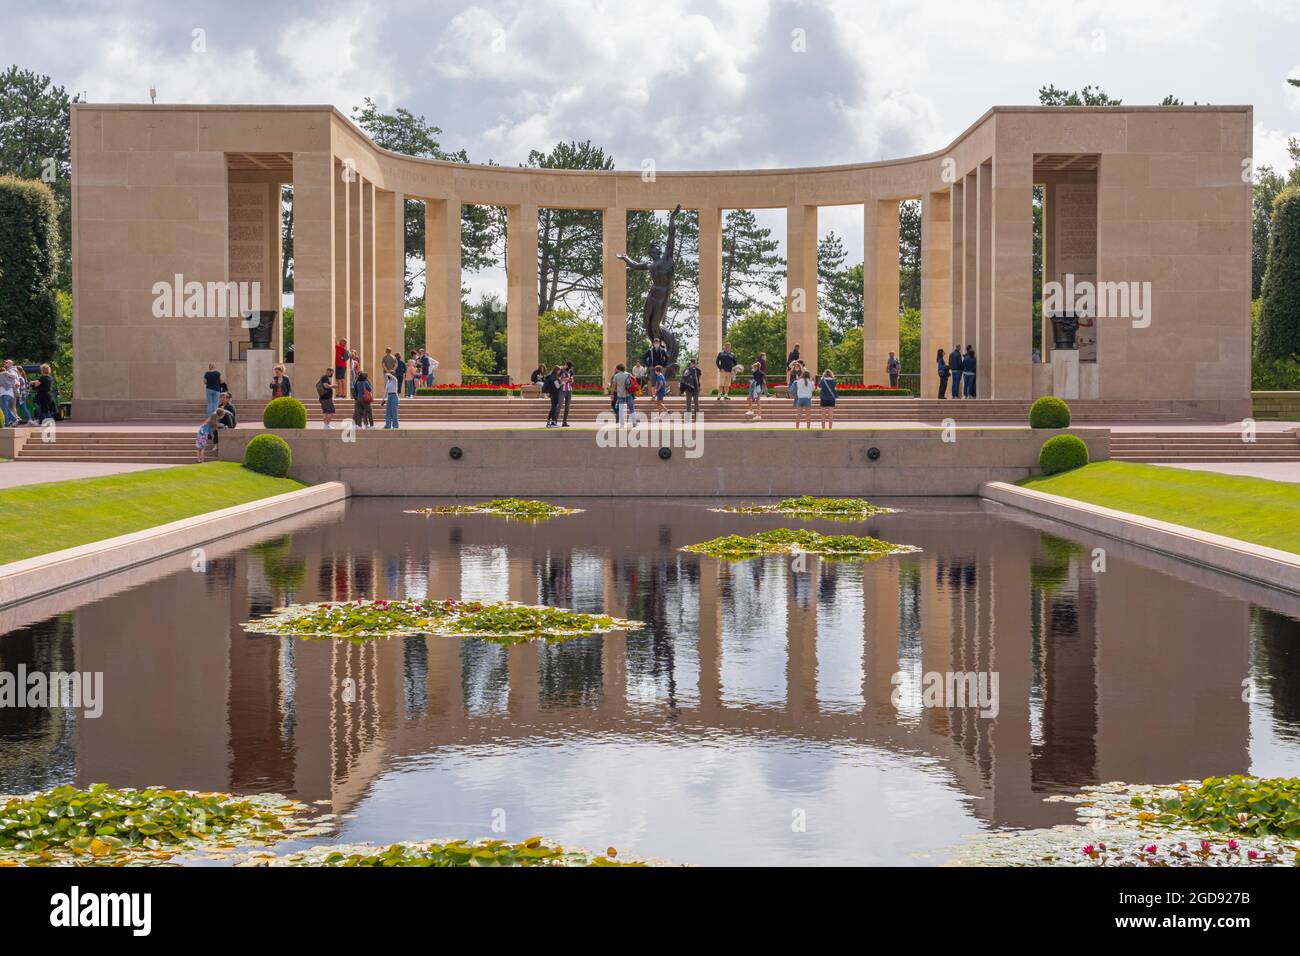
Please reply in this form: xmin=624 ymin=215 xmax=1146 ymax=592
xmin=616 ymin=253 xmax=649 ymax=271
xmin=665 ymin=203 xmax=682 ymax=260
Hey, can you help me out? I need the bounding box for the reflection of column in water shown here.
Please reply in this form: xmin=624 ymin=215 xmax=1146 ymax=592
xmin=697 ymin=558 xmax=722 ymax=717
xmin=600 ymin=560 xmax=627 ymax=715
xmin=918 ymin=555 xmax=952 ymax=738
xmin=988 ymin=537 xmax=1037 ymax=825
xmin=863 ymin=557 xmax=903 ymax=721
xmin=786 ymin=557 xmax=818 ymax=719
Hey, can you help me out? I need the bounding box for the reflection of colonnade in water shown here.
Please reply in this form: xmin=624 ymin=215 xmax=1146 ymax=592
xmin=54 ymin=506 xmax=1264 ymax=829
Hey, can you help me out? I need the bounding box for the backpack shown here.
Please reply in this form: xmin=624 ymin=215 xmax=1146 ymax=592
xmin=542 ymin=374 xmax=557 ymax=396
xmin=626 ymin=376 xmax=639 ymax=395
xmin=316 ymin=379 xmax=327 ymax=398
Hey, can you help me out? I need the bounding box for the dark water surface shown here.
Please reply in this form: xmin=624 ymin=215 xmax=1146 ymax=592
xmin=2 ymin=497 xmax=1298 ymax=865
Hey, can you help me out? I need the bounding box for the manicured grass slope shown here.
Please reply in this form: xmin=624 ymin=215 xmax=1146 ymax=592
xmin=0 ymin=463 xmax=303 ymax=564
xmin=1019 ymin=461 xmax=1300 ymax=554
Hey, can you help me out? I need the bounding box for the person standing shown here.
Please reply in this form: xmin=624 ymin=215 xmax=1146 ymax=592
xmin=610 ymin=363 xmax=637 ymax=427
xmin=0 ymin=361 xmax=17 ymax=427
xmin=681 ymin=357 xmax=701 ymax=417
xmin=715 ymin=341 xmax=737 ymax=400
xmin=404 ymin=354 xmax=418 ymax=397
xmin=818 ymin=369 xmax=837 ymax=429
xmin=35 ymin=364 xmax=56 ymax=423
xmin=963 ymin=347 xmax=977 ymax=399
xmin=886 ymin=351 xmax=901 ymax=389
xmin=203 ymin=363 xmax=222 ymax=415
xmin=317 ymin=369 xmax=336 ymax=428
xmin=558 ymin=361 xmax=574 ymax=427
xmin=270 ymin=365 xmax=292 ymax=398
xmin=383 ymin=367 xmax=400 ymax=428
xmin=936 ymin=349 xmax=949 ymax=399
xmin=786 ymin=345 xmax=800 ymax=378
xmin=652 ymin=365 xmax=668 ymax=413
xmin=949 ymin=346 xmax=964 ymax=399
xmin=353 ymin=371 xmax=374 ymax=428
xmin=793 ymin=369 xmax=815 ymax=429
xmin=543 ymin=365 xmax=562 ymax=427
xmin=393 ymin=350 xmax=406 ymax=392
xmin=745 ymin=361 xmax=766 ymax=421
xmin=335 ymin=340 xmax=349 ymax=385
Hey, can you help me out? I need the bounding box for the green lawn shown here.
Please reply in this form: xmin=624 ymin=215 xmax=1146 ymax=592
xmin=1018 ymin=461 xmax=1300 ymax=554
xmin=0 ymin=463 xmax=304 ymax=565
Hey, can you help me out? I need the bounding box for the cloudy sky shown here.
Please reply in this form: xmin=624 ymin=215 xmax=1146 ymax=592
xmin=5 ymin=0 xmax=1298 ymax=302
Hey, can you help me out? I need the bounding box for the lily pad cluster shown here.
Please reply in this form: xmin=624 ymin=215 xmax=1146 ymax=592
xmin=251 ymin=837 xmax=651 ymax=868
xmin=683 ymin=528 xmax=918 ymax=561
xmin=244 ymin=598 xmax=643 ymax=645
xmin=0 ymin=784 xmax=314 ymax=866
xmin=406 ymin=498 xmax=582 ymax=520
xmin=951 ymin=778 xmax=1300 ymax=867
xmin=712 ymin=496 xmax=894 ymax=519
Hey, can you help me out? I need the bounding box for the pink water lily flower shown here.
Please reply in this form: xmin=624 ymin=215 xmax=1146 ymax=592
xmin=1227 ymin=839 xmax=1239 ymax=851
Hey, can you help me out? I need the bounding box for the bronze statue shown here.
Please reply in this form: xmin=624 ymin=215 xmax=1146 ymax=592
xmin=618 ymin=203 xmax=682 ymax=369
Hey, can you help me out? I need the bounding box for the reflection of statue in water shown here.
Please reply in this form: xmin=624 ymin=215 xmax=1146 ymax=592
xmin=617 ymin=203 xmax=682 ymax=371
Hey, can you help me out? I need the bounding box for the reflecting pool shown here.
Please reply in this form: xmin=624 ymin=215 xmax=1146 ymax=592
xmin=2 ymin=497 xmax=1298 ymax=865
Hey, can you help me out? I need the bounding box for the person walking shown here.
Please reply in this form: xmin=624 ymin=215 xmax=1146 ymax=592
xmin=793 ymin=369 xmax=815 ymax=429
xmin=949 ymin=346 xmax=965 ymax=399
xmin=35 ymin=364 xmax=56 ymax=423
xmin=745 ymin=361 xmax=766 ymax=421
xmin=12 ymin=366 xmax=30 ymax=424
xmin=383 ymin=367 xmax=400 ymax=428
xmin=652 ymin=365 xmax=668 ymax=413
xmin=0 ymin=361 xmax=17 ymax=427
xmin=317 ymin=369 xmax=336 ymax=428
xmin=558 ymin=361 xmax=574 ymax=427
xmin=936 ymin=349 xmax=949 ymax=399
xmin=543 ymin=365 xmax=562 ymax=427
xmin=353 ymin=371 xmax=374 ymax=428
xmin=610 ymin=363 xmax=637 ymax=427
xmin=203 ymin=363 xmax=223 ymax=415
xmin=715 ymin=341 xmax=737 ymax=400
xmin=962 ymin=347 xmax=977 ymax=399
xmin=335 ymin=340 xmax=351 ymax=385
xmin=681 ymin=357 xmax=701 ymax=416
xmin=886 ymin=351 xmax=901 ymax=389
xmin=818 ymin=369 xmax=837 ymax=429
xmin=270 ymin=365 xmax=292 ymax=398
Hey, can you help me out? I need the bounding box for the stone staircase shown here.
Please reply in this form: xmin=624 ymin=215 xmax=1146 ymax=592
xmin=1109 ymin=430 xmax=1300 ymax=463
xmin=14 ymin=430 xmax=197 ymax=464
xmin=132 ymin=396 xmax=1197 ymax=425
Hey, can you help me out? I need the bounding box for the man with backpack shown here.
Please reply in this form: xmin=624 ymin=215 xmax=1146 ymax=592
xmin=681 ymin=357 xmax=702 ymax=417
xmin=542 ymin=365 xmax=562 ymax=427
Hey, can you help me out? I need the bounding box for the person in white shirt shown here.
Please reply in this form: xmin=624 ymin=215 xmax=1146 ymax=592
xmin=0 ymin=361 xmax=18 ymax=427
xmin=793 ymin=370 xmax=815 ymax=429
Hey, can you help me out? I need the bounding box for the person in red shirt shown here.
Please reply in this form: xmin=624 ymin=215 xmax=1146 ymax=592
xmin=334 ymin=340 xmax=348 ymax=385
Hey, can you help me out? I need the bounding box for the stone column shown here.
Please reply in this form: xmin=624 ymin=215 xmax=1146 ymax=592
xmin=785 ymin=203 xmax=818 ymax=377
xmin=863 ymin=199 xmax=900 ymax=386
xmin=920 ymin=190 xmax=952 ymax=398
xmin=697 ymin=206 xmax=723 ymax=392
xmin=601 ymin=207 xmax=627 ymax=381
xmin=949 ymin=179 xmax=965 ymax=351
xmin=977 ymin=161 xmax=993 ymax=399
xmin=375 ymin=189 xmax=405 ymax=365
xmin=334 ymin=163 xmax=350 ymax=364
xmin=424 ymin=199 xmax=462 ymax=384
xmin=990 ymin=152 xmax=1034 ymax=398
xmin=506 ymin=202 xmax=539 ymax=385
xmin=348 ymin=174 xmax=363 ymax=371
xmin=290 ymin=152 xmax=335 ymax=379
xmin=963 ymin=171 xmax=978 ymax=369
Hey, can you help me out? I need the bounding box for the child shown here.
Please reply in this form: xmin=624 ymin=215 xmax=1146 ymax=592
xmin=195 ymin=410 xmax=220 ymax=462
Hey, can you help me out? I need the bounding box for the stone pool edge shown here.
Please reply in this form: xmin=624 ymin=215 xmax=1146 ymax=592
xmin=979 ymin=480 xmax=1300 ymax=596
xmin=0 ymin=481 xmax=350 ymax=609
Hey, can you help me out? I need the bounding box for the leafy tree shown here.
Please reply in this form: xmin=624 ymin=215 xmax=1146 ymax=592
xmin=898 ymin=200 xmax=921 ymax=310
xmin=725 ymin=305 xmax=786 ymax=372
xmin=1257 ymin=186 xmax=1300 ymax=362
xmin=460 ymin=313 xmax=497 ymax=377
xmin=527 ymin=141 xmax=613 ymax=315
xmin=721 ymin=208 xmax=783 ymax=332
xmin=538 ymin=308 xmax=602 ymax=376
xmin=1251 ymin=298 xmax=1300 ymax=389
xmin=898 ymin=307 xmax=920 ymax=374
xmin=350 ymin=98 xmax=502 ymax=295
xmin=1252 ymin=139 xmax=1300 ymax=297
xmin=281 ymin=185 xmax=293 ymax=295
xmin=0 ymin=67 xmax=75 ymax=292
xmin=0 ymin=175 xmax=60 ymax=360
xmin=1037 ymin=85 xmax=1122 ymax=106
xmin=462 ymin=292 xmax=507 ymax=375
xmin=821 ymin=325 xmax=863 ymax=376
xmin=816 ymin=231 xmax=864 ymax=339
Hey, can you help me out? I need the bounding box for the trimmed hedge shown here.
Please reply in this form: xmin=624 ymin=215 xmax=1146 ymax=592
xmin=1258 ymin=186 xmax=1300 ymax=363
xmin=263 ymin=396 xmax=307 ymax=429
xmin=1038 ymin=434 xmax=1089 ymax=476
xmin=244 ymin=434 xmax=292 ymax=478
xmin=0 ymin=176 xmax=61 ymax=361
xmin=1029 ymin=396 xmax=1071 ymax=428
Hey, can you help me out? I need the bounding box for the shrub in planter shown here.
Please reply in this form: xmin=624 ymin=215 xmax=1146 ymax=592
xmin=1029 ymin=396 xmax=1071 ymax=429
xmin=1038 ymin=434 xmax=1089 ymax=476
xmin=263 ymin=396 xmax=308 ymax=429
xmin=245 ymin=433 xmax=292 ymax=478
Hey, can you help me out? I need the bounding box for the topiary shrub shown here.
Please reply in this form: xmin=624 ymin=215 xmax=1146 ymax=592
xmin=244 ymin=434 xmax=292 ymax=478
xmin=1038 ymin=434 xmax=1089 ymax=476
xmin=0 ymin=176 xmax=61 ymax=361
xmin=1257 ymin=186 xmax=1300 ymax=363
xmin=263 ymin=396 xmax=307 ymax=429
xmin=1029 ymin=396 xmax=1071 ymax=428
